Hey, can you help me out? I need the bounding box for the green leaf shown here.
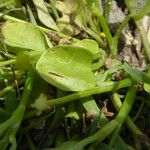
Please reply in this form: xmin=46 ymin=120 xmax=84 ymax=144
xmin=32 ymin=0 xmax=59 ymax=31
xmin=123 ymin=64 xmax=150 ymax=84
xmin=75 ymin=39 xmax=107 ymax=70
xmin=36 ymin=45 xmax=96 ymax=91
xmin=74 ymin=39 xmax=99 ymax=55
xmin=2 ymin=22 xmax=48 ymax=52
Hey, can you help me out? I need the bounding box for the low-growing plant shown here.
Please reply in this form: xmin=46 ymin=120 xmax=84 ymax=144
xmin=0 ymin=0 xmax=150 ymax=149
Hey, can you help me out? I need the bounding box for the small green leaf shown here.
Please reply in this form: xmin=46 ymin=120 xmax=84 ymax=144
xmin=36 ymin=45 xmax=96 ymax=91
xmin=2 ymin=22 xmax=48 ymax=52
xmin=32 ymin=0 xmax=59 ymax=31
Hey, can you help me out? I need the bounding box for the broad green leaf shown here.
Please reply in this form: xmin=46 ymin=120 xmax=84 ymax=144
xmin=36 ymin=45 xmax=96 ymax=91
xmin=123 ymin=64 xmax=150 ymax=84
xmin=2 ymin=22 xmax=48 ymax=52
xmin=74 ymin=39 xmax=99 ymax=55
xmin=75 ymin=39 xmax=107 ymax=70
xmin=32 ymin=0 xmax=59 ymax=31
xmin=125 ymin=0 xmax=150 ymax=20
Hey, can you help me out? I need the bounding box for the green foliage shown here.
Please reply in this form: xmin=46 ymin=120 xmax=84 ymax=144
xmin=32 ymin=0 xmax=59 ymax=31
xmin=0 ymin=0 xmax=150 ymax=149
xmin=2 ymin=22 xmax=48 ymax=53
xmin=36 ymin=45 xmax=97 ymax=91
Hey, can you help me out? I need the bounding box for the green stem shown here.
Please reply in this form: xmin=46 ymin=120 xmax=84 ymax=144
xmin=0 ymin=59 xmax=16 ymax=67
xmin=47 ymin=78 xmax=133 ymax=106
xmin=112 ymin=92 xmax=140 ymax=135
xmin=136 ymin=20 xmax=150 ymax=61
xmin=110 ymin=86 xmax=137 ymax=145
xmin=70 ymin=120 xmax=118 ymax=150
xmin=116 ymin=86 xmax=137 ymax=123
xmin=112 ymin=14 xmax=132 ymax=58
xmin=64 ymin=85 xmax=138 ymax=150
xmin=97 ymin=15 xmax=113 ymax=50
xmin=84 ymin=27 xmax=105 ymax=48
xmin=104 ymin=0 xmax=112 ymax=21
xmin=0 ymin=71 xmax=34 ymax=137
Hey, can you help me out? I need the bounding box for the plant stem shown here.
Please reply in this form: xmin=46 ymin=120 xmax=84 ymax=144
xmin=84 ymin=27 xmax=105 ymax=48
xmin=110 ymin=86 xmax=137 ymax=145
xmin=104 ymin=0 xmax=112 ymax=21
xmin=136 ymin=20 xmax=150 ymax=61
xmin=97 ymin=15 xmax=113 ymax=51
xmin=47 ymin=78 xmax=133 ymax=106
xmin=70 ymin=119 xmax=118 ymax=150
xmin=112 ymin=92 xmax=141 ymax=135
xmin=70 ymin=85 xmax=136 ymax=150
xmin=112 ymin=14 xmax=132 ymax=58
